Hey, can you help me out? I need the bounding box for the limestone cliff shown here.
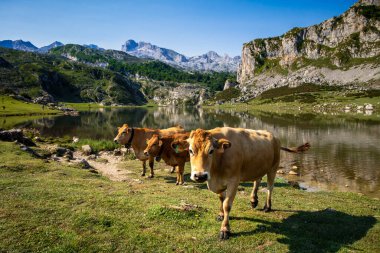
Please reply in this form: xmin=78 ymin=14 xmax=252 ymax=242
xmin=237 ymin=0 xmax=380 ymax=99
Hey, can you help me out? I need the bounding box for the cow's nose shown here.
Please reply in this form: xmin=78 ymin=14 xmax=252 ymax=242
xmin=114 ymin=139 xmax=118 ymax=144
xmin=144 ymin=151 xmax=149 ymax=156
xmin=194 ymin=172 xmax=208 ymax=182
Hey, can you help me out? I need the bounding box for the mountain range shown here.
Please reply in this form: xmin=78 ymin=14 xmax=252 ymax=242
xmin=0 ymin=39 xmax=240 ymax=73
xmin=122 ymin=39 xmax=240 ymax=72
xmin=0 ymin=40 xmax=108 ymax=54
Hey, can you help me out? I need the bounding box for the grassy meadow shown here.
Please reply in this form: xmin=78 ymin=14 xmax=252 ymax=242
xmin=0 ymin=96 xmax=60 ymax=117
xmin=0 ymin=141 xmax=379 ymax=252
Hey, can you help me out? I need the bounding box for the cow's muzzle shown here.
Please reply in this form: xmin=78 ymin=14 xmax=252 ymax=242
xmin=114 ymin=138 xmax=118 ymax=144
xmin=192 ymin=172 xmax=208 ymax=183
xmin=143 ymin=151 xmax=149 ymax=157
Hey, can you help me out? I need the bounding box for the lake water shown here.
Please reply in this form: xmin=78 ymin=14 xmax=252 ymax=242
xmin=2 ymin=106 xmax=380 ymax=198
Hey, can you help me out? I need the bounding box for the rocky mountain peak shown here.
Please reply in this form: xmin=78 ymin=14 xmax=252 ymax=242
xmin=0 ymin=40 xmax=38 ymax=52
xmin=122 ymin=39 xmax=138 ymax=51
xmin=121 ymin=39 xmax=240 ymax=72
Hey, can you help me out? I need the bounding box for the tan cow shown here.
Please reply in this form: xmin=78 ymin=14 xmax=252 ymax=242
xmin=114 ymin=124 xmax=184 ymax=177
xmin=173 ymin=127 xmax=309 ymax=239
xmin=143 ymin=133 xmax=190 ymax=185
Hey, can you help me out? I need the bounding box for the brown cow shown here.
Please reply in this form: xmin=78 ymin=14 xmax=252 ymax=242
xmin=143 ymin=133 xmax=190 ymax=185
xmin=173 ymin=127 xmax=309 ymax=239
xmin=114 ymin=124 xmax=184 ymax=177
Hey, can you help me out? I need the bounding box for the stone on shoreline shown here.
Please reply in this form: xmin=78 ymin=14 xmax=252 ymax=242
xmin=0 ymin=129 xmax=36 ymax=146
xmin=79 ymin=159 xmax=92 ymax=169
xmin=81 ymin=145 xmax=92 ymax=155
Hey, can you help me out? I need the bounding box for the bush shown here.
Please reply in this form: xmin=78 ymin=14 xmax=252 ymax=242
xmin=214 ymin=87 xmax=241 ymax=101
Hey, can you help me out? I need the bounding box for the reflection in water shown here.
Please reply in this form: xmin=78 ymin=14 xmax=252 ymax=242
xmin=2 ymin=107 xmax=380 ymax=198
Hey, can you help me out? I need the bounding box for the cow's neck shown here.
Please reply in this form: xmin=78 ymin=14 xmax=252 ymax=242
xmin=207 ymin=155 xmax=229 ymax=193
xmin=130 ymin=128 xmax=157 ymax=150
xmin=160 ymin=138 xmax=176 ymax=164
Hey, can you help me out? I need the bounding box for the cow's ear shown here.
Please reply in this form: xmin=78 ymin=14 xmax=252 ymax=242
xmin=171 ymin=140 xmax=189 ymax=153
xmin=216 ymin=138 xmax=231 ymax=153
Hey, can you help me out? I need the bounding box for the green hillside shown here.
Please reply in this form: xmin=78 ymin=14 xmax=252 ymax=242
xmin=51 ymin=44 xmax=236 ymax=92
xmin=0 ymin=47 xmax=146 ymax=105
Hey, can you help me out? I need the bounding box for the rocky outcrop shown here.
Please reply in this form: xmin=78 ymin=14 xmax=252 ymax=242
xmin=122 ymin=39 xmax=241 ymax=72
xmin=223 ymin=79 xmax=238 ymax=90
xmin=237 ymin=0 xmax=380 ymax=98
xmin=152 ymin=83 xmax=210 ymax=106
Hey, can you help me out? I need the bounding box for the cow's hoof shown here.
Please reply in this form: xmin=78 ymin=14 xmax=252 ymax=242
xmin=148 ymin=175 xmax=154 ymax=178
xmin=170 ymin=168 xmax=175 ymax=173
xmin=251 ymin=200 xmax=258 ymax=209
xmin=141 ymin=173 xmax=145 ymax=177
xmin=219 ymin=231 xmax=231 ymax=240
xmin=179 ymin=181 xmax=184 ymax=185
xmin=216 ymin=215 xmax=224 ymax=221
xmin=176 ymin=182 xmax=179 ymax=185
xmin=263 ymin=205 xmax=272 ymax=212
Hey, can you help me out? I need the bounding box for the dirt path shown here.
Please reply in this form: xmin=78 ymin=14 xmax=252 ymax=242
xmin=41 ymin=144 xmax=174 ymax=182
xmin=73 ymin=151 xmax=134 ymax=181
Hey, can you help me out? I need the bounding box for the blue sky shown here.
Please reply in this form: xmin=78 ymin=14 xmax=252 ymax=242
xmin=0 ymin=0 xmax=357 ymax=56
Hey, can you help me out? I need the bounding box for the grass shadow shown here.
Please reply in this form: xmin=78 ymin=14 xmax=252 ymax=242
xmin=233 ymin=209 xmax=376 ymax=252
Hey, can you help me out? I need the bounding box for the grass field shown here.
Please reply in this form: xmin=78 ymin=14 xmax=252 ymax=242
xmin=0 ymin=96 xmax=60 ymax=116
xmin=0 ymin=141 xmax=379 ymax=252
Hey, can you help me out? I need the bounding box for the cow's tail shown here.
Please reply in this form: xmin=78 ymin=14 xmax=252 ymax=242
xmin=281 ymin=142 xmax=310 ymax=153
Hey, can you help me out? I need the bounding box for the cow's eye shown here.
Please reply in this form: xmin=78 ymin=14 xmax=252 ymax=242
xmin=209 ymin=149 xmax=214 ymax=155
xmin=189 ymin=149 xmax=194 ymax=156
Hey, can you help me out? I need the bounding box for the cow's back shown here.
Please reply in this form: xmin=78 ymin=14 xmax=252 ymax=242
xmin=160 ymin=126 xmax=185 ymax=136
xmin=210 ymin=127 xmax=280 ymax=181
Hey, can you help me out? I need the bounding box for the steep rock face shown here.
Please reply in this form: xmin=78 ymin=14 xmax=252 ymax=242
xmin=237 ymin=0 xmax=380 ymax=95
xmin=122 ymin=39 xmax=240 ymax=72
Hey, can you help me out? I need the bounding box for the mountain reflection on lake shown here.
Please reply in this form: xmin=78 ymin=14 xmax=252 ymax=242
xmin=2 ymin=106 xmax=379 ymax=198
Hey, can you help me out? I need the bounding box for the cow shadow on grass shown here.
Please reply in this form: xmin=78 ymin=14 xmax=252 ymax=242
xmin=162 ymin=173 xmax=210 ymax=189
xmin=232 ymin=209 xmax=376 ymax=252
xmin=161 ymin=177 xmax=290 ymax=190
xmin=239 ymin=181 xmax=290 ymax=188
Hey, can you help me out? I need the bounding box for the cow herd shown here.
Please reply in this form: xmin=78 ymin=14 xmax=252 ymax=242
xmin=114 ymin=124 xmax=310 ymax=240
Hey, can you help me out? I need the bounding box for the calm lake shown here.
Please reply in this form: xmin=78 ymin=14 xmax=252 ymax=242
xmin=2 ymin=106 xmax=380 ymax=198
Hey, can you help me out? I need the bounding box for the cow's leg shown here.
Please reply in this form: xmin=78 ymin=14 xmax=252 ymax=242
xmin=250 ymin=178 xmax=262 ymax=209
xmin=220 ymin=183 xmax=238 ymax=240
xmin=177 ymin=164 xmax=185 ymax=185
xmin=141 ymin=160 xmax=146 ymax=176
xmin=170 ymin=166 xmax=175 ymax=173
xmin=217 ymin=191 xmax=226 ymax=221
xmin=264 ymin=171 xmax=276 ymax=212
xmin=148 ymin=156 xmax=154 ymax=178
xmin=175 ymin=166 xmax=180 ymax=185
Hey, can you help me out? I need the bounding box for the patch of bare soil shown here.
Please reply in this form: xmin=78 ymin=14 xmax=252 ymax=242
xmin=73 ymin=151 xmax=134 ymax=181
